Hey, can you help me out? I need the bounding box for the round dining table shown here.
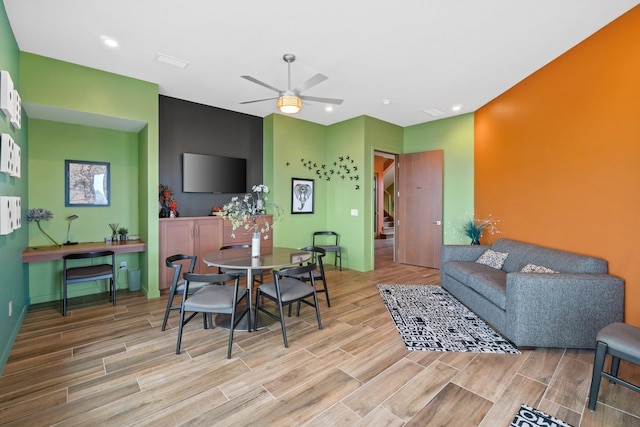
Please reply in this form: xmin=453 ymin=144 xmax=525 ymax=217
xmin=202 ymin=246 xmax=312 ymax=331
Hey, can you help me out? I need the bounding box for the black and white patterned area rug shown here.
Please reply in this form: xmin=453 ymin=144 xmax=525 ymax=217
xmin=510 ymin=404 xmax=573 ymax=427
xmin=377 ymin=284 xmax=520 ymax=354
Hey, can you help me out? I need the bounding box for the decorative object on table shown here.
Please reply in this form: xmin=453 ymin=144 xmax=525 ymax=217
xmin=510 ymin=404 xmax=573 ymax=427
xmin=291 ymin=177 xmax=314 ymax=214
xmin=252 ymin=184 xmax=269 ymax=213
xmin=460 ymin=213 xmax=500 ymax=244
xmin=65 ymin=160 xmax=110 ymax=207
xmin=222 ymin=185 xmax=283 ymax=258
xmin=158 ymin=183 xmax=179 ymax=218
xmin=211 ymin=206 xmax=224 ymax=216
xmin=26 ymin=208 xmax=60 ymax=246
xmin=108 ymin=223 xmax=119 ymax=241
xmin=117 ymin=226 xmax=128 ymax=241
xmin=377 ymin=284 xmax=520 ymax=354
xmin=63 ymin=214 xmax=79 ymax=245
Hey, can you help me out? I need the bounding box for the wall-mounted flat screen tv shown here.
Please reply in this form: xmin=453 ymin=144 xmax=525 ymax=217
xmin=182 ymin=152 xmax=246 ymax=193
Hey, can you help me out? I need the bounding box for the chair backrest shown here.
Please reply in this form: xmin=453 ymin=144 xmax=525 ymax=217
xmin=277 ymin=263 xmax=317 ymax=283
xmin=166 ymin=254 xmax=197 ymax=290
xmin=64 ymin=250 xmax=115 ymax=261
xmin=299 ymin=246 xmax=326 ymax=267
xmin=313 ymin=231 xmax=338 ymax=246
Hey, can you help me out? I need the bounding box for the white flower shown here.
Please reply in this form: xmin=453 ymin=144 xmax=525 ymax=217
xmin=252 ymin=184 xmax=269 ymax=194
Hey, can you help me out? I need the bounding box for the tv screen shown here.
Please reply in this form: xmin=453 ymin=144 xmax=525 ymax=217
xmin=182 ymin=152 xmax=246 ymax=193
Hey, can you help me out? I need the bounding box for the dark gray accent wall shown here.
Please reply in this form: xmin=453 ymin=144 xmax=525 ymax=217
xmin=159 ymin=95 xmax=263 ymax=217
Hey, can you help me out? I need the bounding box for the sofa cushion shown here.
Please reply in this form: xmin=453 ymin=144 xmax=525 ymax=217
xmin=520 ymin=263 xmax=558 ymax=274
xmin=444 ymin=261 xmax=497 ymax=285
xmin=476 ymin=249 xmax=509 ymax=269
xmin=466 ymin=270 xmax=507 ymax=310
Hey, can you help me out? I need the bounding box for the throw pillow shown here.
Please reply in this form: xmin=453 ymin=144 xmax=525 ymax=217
xmin=475 ymin=249 xmax=509 ymax=270
xmin=520 ymin=263 xmax=558 ymax=274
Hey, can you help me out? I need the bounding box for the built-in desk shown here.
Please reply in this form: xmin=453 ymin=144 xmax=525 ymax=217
xmin=22 ymin=240 xmax=147 ymax=263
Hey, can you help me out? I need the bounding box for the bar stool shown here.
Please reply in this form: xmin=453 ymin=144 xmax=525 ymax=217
xmin=588 ymin=322 xmax=640 ymax=411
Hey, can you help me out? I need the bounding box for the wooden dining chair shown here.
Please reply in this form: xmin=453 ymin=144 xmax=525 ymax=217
xmin=312 ymin=231 xmax=342 ymax=271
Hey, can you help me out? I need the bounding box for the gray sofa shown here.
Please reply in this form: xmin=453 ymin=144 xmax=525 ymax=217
xmin=440 ymin=238 xmax=624 ymax=349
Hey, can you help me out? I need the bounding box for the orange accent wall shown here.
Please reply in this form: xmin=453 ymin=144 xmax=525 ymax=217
xmin=475 ymin=6 xmax=640 ymax=326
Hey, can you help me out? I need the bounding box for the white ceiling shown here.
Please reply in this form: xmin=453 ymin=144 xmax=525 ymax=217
xmin=4 ymin=1 xmax=639 ymax=127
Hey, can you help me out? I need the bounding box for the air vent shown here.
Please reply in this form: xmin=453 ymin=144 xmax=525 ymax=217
xmin=422 ymin=107 xmax=446 ymax=117
xmin=156 ymin=53 xmax=190 ymax=69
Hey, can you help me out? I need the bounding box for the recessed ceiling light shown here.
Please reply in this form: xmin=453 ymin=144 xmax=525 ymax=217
xmin=382 ymin=99 xmax=391 ymax=105
xmin=156 ymin=53 xmax=190 ymax=69
xmin=422 ymin=107 xmax=446 ymax=117
xmin=452 ymin=104 xmax=463 ymax=112
xmin=99 ymin=35 xmax=118 ymax=48
xmin=325 ymin=106 xmax=334 ymax=112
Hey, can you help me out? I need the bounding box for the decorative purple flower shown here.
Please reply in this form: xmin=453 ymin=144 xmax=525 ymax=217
xmin=26 ymin=208 xmax=60 ymax=245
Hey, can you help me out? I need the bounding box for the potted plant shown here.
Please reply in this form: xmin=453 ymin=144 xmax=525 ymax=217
xmin=460 ymin=214 xmax=500 ymax=245
xmin=117 ymin=226 xmax=129 ymax=241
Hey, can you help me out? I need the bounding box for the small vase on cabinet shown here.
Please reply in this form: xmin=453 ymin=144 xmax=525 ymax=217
xmin=251 ymin=232 xmax=261 ymax=257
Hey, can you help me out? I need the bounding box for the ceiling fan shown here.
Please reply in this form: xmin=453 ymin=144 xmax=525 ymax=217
xmin=240 ymin=53 xmax=343 ymax=114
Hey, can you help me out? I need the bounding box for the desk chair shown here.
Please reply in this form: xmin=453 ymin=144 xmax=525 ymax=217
xmin=162 ymin=254 xmax=214 ymax=331
xmin=588 ymin=322 xmax=640 ymax=411
xmin=219 ymin=245 xmax=264 ymax=286
xmin=255 ymin=263 xmax=322 ymax=348
xmin=62 ymin=250 xmax=115 ymax=316
xmin=312 ymin=231 xmax=342 ymax=271
xmin=176 ymin=272 xmax=248 ymax=359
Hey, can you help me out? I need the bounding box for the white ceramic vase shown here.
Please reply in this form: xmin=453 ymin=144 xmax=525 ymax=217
xmin=251 ymin=232 xmax=261 ymax=257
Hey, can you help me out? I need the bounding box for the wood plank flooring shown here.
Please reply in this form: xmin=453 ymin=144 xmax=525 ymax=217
xmin=1 ymin=240 xmax=639 ymax=426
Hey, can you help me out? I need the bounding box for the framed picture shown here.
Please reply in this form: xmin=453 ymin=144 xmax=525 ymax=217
xmin=291 ymin=178 xmax=314 ymax=214
xmin=65 ymin=160 xmax=110 ymax=207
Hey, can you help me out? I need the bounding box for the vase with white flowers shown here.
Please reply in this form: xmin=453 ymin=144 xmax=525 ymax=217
xmin=222 ymin=185 xmax=283 ymax=257
xmin=252 ymin=184 xmax=269 ymax=213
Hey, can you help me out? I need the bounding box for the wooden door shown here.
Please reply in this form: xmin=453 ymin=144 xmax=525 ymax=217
xmin=159 ymin=219 xmax=195 ymax=290
xmin=194 ymin=219 xmax=222 ymax=273
xmin=396 ymin=150 xmax=443 ymax=268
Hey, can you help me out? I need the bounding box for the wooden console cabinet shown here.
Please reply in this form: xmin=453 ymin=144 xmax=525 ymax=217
xmin=159 ymin=215 xmax=272 ymax=290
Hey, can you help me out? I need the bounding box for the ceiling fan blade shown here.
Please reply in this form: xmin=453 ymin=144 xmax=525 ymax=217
xmin=240 ymin=96 xmax=279 ymax=105
xmin=240 ymin=75 xmax=282 ymax=93
xmin=294 ymin=73 xmax=328 ymax=93
xmin=300 ymin=95 xmax=344 ymax=105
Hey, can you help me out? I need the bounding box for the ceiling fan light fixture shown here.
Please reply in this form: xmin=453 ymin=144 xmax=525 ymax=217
xmin=278 ymin=95 xmax=302 ymax=114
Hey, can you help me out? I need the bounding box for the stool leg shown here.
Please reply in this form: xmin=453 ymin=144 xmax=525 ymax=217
xmin=589 ymin=341 xmax=608 ymax=411
xmin=610 ymin=356 xmax=621 ymax=381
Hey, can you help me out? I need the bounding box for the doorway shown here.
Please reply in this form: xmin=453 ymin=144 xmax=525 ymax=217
xmin=374 ymin=151 xmax=396 ymax=268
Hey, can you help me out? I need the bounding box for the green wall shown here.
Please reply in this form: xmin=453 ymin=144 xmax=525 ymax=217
xmin=0 ymin=1 xmax=29 ymax=373
xmin=267 ymin=114 xmax=328 ymax=249
xmin=27 ymin=119 xmax=141 ymax=303
xmin=20 ymin=52 xmax=160 ymax=298
xmin=404 ymin=113 xmax=475 ymax=244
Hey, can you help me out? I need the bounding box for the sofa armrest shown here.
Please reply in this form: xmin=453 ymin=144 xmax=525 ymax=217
xmin=505 ymin=272 xmax=624 ymax=348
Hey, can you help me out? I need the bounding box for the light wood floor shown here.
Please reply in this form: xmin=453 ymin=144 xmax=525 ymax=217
xmin=2 ymin=240 xmax=639 ymax=426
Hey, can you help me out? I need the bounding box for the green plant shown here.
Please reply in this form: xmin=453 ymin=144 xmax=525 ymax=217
xmin=222 ymin=190 xmax=283 ymax=238
xmin=460 ymin=214 xmax=500 ymax=244
xmin=117 ymin=227 xmax=128 ymax=235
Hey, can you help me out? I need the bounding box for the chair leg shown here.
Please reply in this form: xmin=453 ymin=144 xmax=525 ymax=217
xmin=63 ymin=281 xmax=68 ymax=316
xmin=176 ymin=307 xmax=187 ymax=354
xmin=610 ymin=356 xmax=621 ymax=381
xmin=111 ymin=278 xmax=116 ymax=307
xmin=589 ymin=341 xmax=608 ymax=411
xmin=313 ymin=292 xmax=323 ymax=330
xmin=277 ymin=296 xmax=288 ymax=348
xmin=162 ymin=287 xmax=177 ymax=331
